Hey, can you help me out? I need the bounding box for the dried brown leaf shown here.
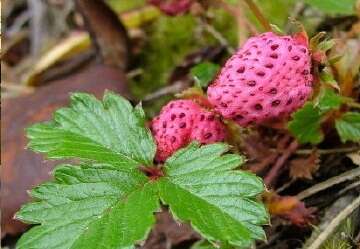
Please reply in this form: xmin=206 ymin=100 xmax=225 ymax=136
xmin=289 ymin=151 xmax=320 ymax=180
xmin=264 ymin=192 xmax=315 ymax=227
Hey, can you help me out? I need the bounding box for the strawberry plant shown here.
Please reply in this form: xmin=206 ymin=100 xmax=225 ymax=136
xmin=7 ymin=0 xmax=360 ymax=248
xmin=15 ymin=92 xmax=268 ymax=249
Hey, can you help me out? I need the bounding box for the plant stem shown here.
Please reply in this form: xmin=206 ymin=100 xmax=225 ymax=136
xmin=242 ymin=0 xmax=271 ymax=31
xmin=297 ymin=167 xmax=360 ymax=200
xmin=295 ymin=147 xmax=359 ymax=155
xmin=264 ymin=140 xmax=298 ymax=187
xmin=202 ymin=20 xmax=235 ymax=54
xmin=347 ymin=100 xmax=360 ymax=109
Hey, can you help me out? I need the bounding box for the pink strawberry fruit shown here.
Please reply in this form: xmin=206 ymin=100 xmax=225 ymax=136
xmin=207 ymin=32 xmax=313 ymax=126
xmin=151 ymin=99 xmax=226 ymax=162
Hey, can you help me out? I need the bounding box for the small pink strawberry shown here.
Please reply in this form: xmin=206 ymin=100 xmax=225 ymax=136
xmin=207 ymin=32 xmax=313 ymax=126
xmin=190 ymin=112 xmax=226 ymax=144
xmin=151 ymin=99 xmax=226 ymax=162
xmin=148 ymin=0 xmax=193 ymax=16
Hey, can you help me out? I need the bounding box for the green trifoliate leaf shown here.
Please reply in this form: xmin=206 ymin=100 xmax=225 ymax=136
xmin=157 ymin=143 xmax=268 ymax=248
xmin=191 ymin=62 xmax=220 ymax=88
xmin=316 ymin=88 xmax=343 ymax=113
xmin=27 ymin=91 xmax=156 ymax=167
xmin=16 ymin=163 xmax=159 ymax=249
xmin=335 ymin=112 xmax=360 ymax=143
xmin=288 ymin=103 xmax=324 ymax=144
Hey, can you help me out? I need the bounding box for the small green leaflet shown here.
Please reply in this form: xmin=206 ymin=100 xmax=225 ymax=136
xmin=17 ymin=92 xmax=268 ymax=248
xmin=317 ymin=39 xmax=336 ymax=52
xmin=270 ymin=24 xmax=285 ymax=35
xmin=27 ymin=92 xmax=156 ymax=167
xmin=288 ymin=102 xmax=324 ymax=144
xmin=316 ymin=88 xmax=343 ymax=113
xmin=191 ymin=62 xmax=220 ymax=88
xmin=319 ymin=67 xmax=339 ymax=90
xmin=289 ymin=95 xmax=359 ymax=144
xmin=158 ymin=143 xmax=268 ymax=248
xmin=16 ymin=164 xmax=160 ymax=249
xmin=335 ymin=112 xmax=360 ymax=143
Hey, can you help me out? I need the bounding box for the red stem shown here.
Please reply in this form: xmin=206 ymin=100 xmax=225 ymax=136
xmin=264 ymin=140 xmax=299 ymax=187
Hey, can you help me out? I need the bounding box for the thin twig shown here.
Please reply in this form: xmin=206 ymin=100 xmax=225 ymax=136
xmin=28 ymin=0 xmax=46 ymax=57
xmin=143 ymin=81 xmax=187 ymax=102
xmin=295 ymin=147 xmax=360 ymax=155
xmin=347 ymin=101 xmax=360 ymax=109
xmin=297 ymin=167 xmax=360 ymax=200
xmin=264 ymin=140 xmax=299 ymax=187
xmin=1 ymin=82 xmax=35 ymax=94
xmin=337 ymin=180 xmax=360 ymax=196
xmin=306 ymin=195 xmax=360 ymax=249
xmin=220 ymin=0 xmax=250 ymax=47
xmin=203 ymin=22 xmax=235 ymax=54
xmin=7 ymin=10 xmax=31 ymax=36
xmin=249 ymin=153 xmax=277 ymax=174
xmin=276 ymin=179 xmax=295 ymax=193
xmin=242 ymin=0 xmax=271 ymax=31
xmin=126 ymin=68 xmax=143 ymax=79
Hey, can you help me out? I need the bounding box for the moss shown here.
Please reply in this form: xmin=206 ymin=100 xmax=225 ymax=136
xmin=130 ymin=15 xmax=199 ymax=99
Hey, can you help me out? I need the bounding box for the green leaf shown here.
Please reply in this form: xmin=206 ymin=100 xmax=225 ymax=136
xmin=317 ymin=39 xmax=336 ymax=52
xmin=320 ymin=68 xmax=339 ymax=90
xmin=27 ymin=91 xmax=156 ymax=167
xmin=16 ymin=163 xmax=159 ymax=249
xmin=317 ymin=88 xmax=343 ymax=113
xmin=191 ymin=62 xmax=220 ymax=88
xmin=303 ymin=0 xmax=356 ymax=15
xmin=270 ymin=24 xmax=285 ymax=35
xmin=288 ymin=103 xmax=324 ymax=144
xmin=335 ymin=112 xmax=360 ymax=143
xmin=157 ymin=143 xmax=268 ymax=248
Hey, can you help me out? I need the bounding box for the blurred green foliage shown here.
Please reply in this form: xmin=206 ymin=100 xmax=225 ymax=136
xmin=318 ymin=216 xmax=357 ymax=249
xmin=130 ymin=8 xmax=238 ymax=98
xmin=131 ymin=15 xmax=199 ymax=98
xmin=106 ymin=0 xmax=145 ymax=12
xmin=251 ymin=0 xmax=295 ymax=29
xmin=191 ymin=62 xmax=220 ymax=88
xmin=303 ymin=0 xmax=357 ymax=15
